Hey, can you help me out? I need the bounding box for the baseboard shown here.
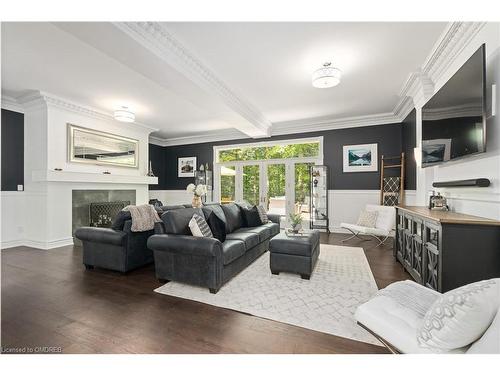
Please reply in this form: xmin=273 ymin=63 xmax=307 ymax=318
xmin=1 ymin=239 xmax=25 ymax=250
xmin=2 ymin=237 xmax=75 ymax=250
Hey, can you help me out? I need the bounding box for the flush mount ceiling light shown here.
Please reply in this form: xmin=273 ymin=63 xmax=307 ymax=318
xmin=312 ymin=62 xmax=342 ymax=88
xmin=114 ymin=106 xmax=135 ymax=123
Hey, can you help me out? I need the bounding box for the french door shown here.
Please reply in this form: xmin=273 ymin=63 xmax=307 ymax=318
xmin=215 ymin=159 xmax=318 ymax=223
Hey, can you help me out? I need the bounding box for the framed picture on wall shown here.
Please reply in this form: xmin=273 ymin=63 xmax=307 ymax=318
xmin=178 ymin=157 xmax=197 ymax=177
xmin=343 ymin=143 xmax=378 ymax=172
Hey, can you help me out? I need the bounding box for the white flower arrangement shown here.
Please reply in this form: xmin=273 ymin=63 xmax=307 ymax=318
xmin=187 ymin=183 xmax=207 ymax=197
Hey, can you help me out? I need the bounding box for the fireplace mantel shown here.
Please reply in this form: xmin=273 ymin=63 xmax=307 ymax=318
xmin=32 ymin=170 xmax=158 ymax=185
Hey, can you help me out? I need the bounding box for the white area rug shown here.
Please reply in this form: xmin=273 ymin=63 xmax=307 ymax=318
xmin=154 ymin=244 xmax=381 ymax=345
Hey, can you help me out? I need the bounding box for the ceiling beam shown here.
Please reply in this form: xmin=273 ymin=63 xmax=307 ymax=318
xmin=113 ymin=22 xmax=271 ymax=138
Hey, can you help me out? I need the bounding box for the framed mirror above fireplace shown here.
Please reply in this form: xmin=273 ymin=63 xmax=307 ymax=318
xmin=67 ymin=123 xmax=139 ymax=168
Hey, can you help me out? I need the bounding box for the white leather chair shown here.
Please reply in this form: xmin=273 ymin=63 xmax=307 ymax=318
xmin=341 ymin=204 xmax=395 ymax=246
xmin=355 ymin=280 xmax=500 ymax=354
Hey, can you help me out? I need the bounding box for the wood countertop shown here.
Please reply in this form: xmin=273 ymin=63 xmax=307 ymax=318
xmin=396 ymin=206 xmax=500 ymax=226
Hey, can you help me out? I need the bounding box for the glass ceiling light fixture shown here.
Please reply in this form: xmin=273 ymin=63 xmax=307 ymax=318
xmin=114 ymin=106 xmax=135 ymax=123
xmin=312 ymin=62 xmax=342 ymax=88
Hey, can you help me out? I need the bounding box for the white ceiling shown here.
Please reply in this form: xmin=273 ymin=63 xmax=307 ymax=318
xmin=1 ymin=22 xmax=447 ymax=141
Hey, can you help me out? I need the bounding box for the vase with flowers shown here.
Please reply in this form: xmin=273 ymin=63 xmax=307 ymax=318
xmin=187 ymin=183 xmax=207 ymax=208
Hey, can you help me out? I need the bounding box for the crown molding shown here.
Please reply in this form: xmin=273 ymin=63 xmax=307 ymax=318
xmin=393 ymin=96 xmax=415 ymax=122
xmin=422 ymin=22 xmax=486 ymax=84
xmin=148 ymin=111 xmax=407 ymax=147
xmin=398 ymin=70 xmax=435 ymax=107
xmin=1 ymin=94 xmax=25 ymax=113
xmin=14 ymin=91 xmax=158 ymax=134
xmin=150 ymin=128 xmax=246 ymax=147
xmin=394 ymin=22 xmax=486 ymax=111
xmin=113 ymin=22 xmax=271 ymax=138
xmin=271 ymin=112 xmax=400 ymax=136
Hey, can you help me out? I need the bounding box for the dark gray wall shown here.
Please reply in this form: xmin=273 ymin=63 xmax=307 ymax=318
xmin=1 ymin=108 xmax=24 ymax=191
xmin=149 ymin=143 xmax=167 ymax=190
xmin=401 ymin=109 xmax=417 ymax=190
xmin=149 ymin=123 xmax=403 ymax=191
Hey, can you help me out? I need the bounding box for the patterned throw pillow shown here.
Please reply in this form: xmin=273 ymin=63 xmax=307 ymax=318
xmin=256 ymin=205 xmax=269 ymax=224
xmin=356 ymin=210 xmax=378 ymax=228
xmin=417 ymin=279 xmax=500 ymax=350
xmin=189 ymin=213 xmax=213 ymax=238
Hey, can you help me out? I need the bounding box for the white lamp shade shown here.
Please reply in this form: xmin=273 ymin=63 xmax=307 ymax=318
xmin=114 ymin=107 xmax=135 ymax=123
xmin=312 ymin=65 xmax=342 ymax=88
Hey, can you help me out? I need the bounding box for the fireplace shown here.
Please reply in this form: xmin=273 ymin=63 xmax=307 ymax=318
xmin=72 ymin=190 xmax=136 ymax=246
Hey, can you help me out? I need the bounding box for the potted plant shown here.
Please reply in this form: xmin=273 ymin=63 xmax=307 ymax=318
xmin=187 ymin=183 xmax=207 ymax=208
xmin=289 ymin=212 xmax=303 ymax=233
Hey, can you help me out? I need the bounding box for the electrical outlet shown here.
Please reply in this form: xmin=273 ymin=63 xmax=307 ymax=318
xmin=17 ymin=184 xmax=24 ymax=191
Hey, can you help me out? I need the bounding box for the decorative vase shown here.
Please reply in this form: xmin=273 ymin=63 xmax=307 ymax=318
xmin=192 ymin=195 xmax=202 ymax=208
xmin=292 ymin=223 xmax=302 ymax=233
xmin=147 ymin=161 xmax=155 ymax=177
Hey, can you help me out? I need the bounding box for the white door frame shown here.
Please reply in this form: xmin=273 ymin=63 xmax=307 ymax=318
xmin=214 ymin=157 xmax=321 ymax=216
xmin=213 ymin=137 xmax=324 ymax=214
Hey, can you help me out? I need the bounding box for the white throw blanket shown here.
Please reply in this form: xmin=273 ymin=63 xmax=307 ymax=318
xmin=123 ymin=204 xmax=161 ymax=232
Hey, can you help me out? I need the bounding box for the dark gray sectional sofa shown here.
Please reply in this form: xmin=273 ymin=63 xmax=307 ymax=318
xmin=148 ymin=203 xmax=280 ymax=293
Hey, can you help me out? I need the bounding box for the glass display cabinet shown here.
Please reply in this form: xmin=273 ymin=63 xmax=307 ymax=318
xmin=309 ymin=165 xmax=329 ymax=232
xmin=195 ymin=166 xmax=213 ymax=203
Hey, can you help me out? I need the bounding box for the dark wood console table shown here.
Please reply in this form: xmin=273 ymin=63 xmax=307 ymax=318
xmin=394 ymin=206 xmax=500 ymax=292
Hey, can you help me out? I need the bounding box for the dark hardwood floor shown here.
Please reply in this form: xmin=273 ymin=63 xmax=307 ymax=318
xmin=1 ymin=233 xmax=409 ymax=354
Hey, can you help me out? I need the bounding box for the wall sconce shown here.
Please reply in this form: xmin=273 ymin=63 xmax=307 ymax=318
xmin=414 ymin=147 xmax=422 ymax=167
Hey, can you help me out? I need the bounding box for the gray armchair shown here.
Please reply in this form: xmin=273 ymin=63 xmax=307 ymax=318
xmin=75 ymin=220 xmax=154 ymax=273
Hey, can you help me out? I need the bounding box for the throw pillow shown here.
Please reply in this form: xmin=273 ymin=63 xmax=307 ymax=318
xmin=189 ymin=213 xmax=213 ymax=238
xmin=205 ymin=211 xmax=226 ymax=242
xmin=242 ymin=206 xmax=263 ymax=227
xmin=111 ymin=210 xmax=132 ymax=231
xmin=417 ymin=278 xmax=500 ymax=350
xmin=356 ymin=210 xmax=378 ymax=228
xmin=256 ymin=205 xmax=269 ymax=224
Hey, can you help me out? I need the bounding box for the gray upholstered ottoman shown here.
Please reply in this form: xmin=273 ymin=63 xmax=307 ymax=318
xmin=269 ymin=230 xmax=320 ymax=279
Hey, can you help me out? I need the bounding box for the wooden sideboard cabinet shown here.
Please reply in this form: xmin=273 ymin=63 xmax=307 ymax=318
xmin=394 ymin=206 xmax=500 ymax=293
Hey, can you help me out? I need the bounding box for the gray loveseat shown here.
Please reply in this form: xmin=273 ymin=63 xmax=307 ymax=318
xmin=147 ymin=203 xmax=280 ymax=293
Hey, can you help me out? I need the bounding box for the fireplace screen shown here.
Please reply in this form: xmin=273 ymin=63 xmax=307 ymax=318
xmin=89 ymin=201 xmax=130 ymax=227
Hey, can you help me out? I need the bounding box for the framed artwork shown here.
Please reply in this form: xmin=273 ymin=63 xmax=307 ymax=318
xmin=67 ymin=123 xmax=139 ymax=168
xmin=343 ymin=143 xmax=378 ymax=172
xmin=178 ymin=157 xmax=197 ymax=177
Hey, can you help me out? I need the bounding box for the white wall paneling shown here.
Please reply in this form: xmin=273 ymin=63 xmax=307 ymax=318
xmin=328 ymin=190 xmax=416 ymax=233
xmin=149 ymin=189 xmax=417 ymax=235
xmin=1 ymin=192 xmax=27 ymax=249
xmin=149 ymin=190 xmax=193 ymax=206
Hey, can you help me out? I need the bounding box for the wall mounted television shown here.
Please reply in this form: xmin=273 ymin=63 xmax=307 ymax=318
xmin=421 ymin=44 xmax=486 ymax=168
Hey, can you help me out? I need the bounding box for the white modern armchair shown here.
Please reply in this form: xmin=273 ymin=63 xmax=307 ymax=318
xmin=355 ymin=279 xmax=500 ymax=354
xmin=341 ymin=204 xmax=396 ymax=246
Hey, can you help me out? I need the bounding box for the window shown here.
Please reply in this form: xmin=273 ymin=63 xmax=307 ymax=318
xmin=217 ymin=140 xmax=320 ymax=163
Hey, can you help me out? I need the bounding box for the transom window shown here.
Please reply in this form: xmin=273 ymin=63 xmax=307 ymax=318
xmin=216 ymin=139 xmax=320 ymax=163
